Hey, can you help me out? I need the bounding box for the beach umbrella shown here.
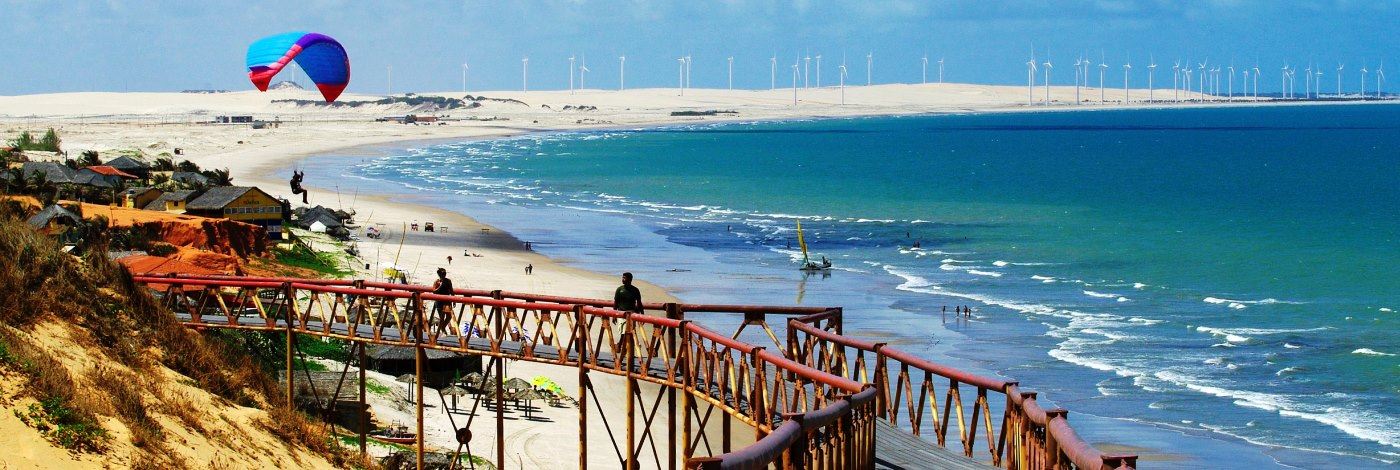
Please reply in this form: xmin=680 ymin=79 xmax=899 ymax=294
xmin=440 ymin=385 xmax=471 ymax=410
xmin=502 ymin=377 xmax=531 ymax=392
xmin=509 ymin=388 xmax=546 ymax=418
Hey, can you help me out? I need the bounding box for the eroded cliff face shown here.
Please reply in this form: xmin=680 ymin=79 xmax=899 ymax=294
xmin=81 ymin=203 xmax=268 ymax=273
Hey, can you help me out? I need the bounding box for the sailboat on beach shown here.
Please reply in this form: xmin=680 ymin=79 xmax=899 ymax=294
xmin=796 ymin=220 xmax=832 ymax=272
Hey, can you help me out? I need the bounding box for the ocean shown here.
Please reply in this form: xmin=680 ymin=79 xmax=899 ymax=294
xmin=305 ymin=104 xmax=1399 ymax=468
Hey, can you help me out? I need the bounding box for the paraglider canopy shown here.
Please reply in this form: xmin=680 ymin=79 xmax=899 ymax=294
xmin=246 ymin=31 xmax=350 ymax=102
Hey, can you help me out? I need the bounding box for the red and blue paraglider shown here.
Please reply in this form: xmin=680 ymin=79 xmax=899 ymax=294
xmin=246 ymin=32 xmax=349 ymax=102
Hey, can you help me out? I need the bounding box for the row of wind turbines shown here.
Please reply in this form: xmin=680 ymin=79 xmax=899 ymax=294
xmin=458 ymin=52 xmax=947 ymax=98
xmin=1025 ymin=50 xmax=1389 ymax=106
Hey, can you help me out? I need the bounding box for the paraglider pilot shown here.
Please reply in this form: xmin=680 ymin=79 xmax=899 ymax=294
xmin=290 ymin=170 xmax=308 ymax=204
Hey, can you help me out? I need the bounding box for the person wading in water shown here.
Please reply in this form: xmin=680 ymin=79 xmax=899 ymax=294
xmin=613 ymin=272 xmax=643 ymax=313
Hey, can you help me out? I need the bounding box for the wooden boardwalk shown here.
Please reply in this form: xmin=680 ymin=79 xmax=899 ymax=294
xmin=177 ymin=313 xmax=988 ymax=469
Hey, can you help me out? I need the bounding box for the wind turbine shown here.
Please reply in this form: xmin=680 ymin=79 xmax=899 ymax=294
xmin=1315 ymin=68 xmax=1323 ymax=98
xmin=922 ymin=55 xmax=928 ymax=84
xmin=791 ymin=62 xmax=799 ymax=105
xmin=938 ymin=57 xmax=945 ymax=83
xmin=1337 ymin=63 xmax=1344 ymax=96
xmin=1099 ymin=52 xmax=1108 ymax=102
xmin=770 ymin=56 xmax=777 ymax=90
xmin=386 ymin=65 xmax=392 ymax=95
xmin=568 ymin=55 xmax=576 ymax=94
xmin=815 ymin=55 xmax=822 ymax=87
xmin=1242 ymin=68 xmax=1249 ymax=99
xmin=1377 ymin=61 xmax=1386 ymax=98
xmin=1228 ymin=63 xmax=1234 ymax=101
xmin=578 ymin=55 xmax=589 ymax=91
xmin=1148 ymin=56 xmax=1157 ymax=103
xmin=1361 ymin=64 xmax=1370 ymax=98
xmin=803 ymin=54 xmax=811 ymax=89
xmin=839 ymin=62 xmax=848 ymax=105
xmin=521 ymin=57 xmax=528 ymax=92
xmin=677 ymin=57 xmax=685 ymax=96
xmin=1043 ymin=56 xmax=1053 ymax=105
xmin=1198 ymin=60 xmax=1208 ymax=100
xmin=1173 ymin=60 xmax=1181 ymax=102
xmin=618 ymin=55 xmax=625 ymax=90
xmin=684 ymin=55 xmax=692 ymax=90
xmin=1123 ymin=56 xmax=1132 ymax=103
xmin=1073 ymin=57 xmax=1083 ymax=104
xmin=866 ymin=52 xmax=873 ymax=86
xmin=461 ymin=63 xmax=468 ymax=93
xmin=728 ymin=56 xmax=734 ymax=90
xmin=1304 ymin=64 xmax=1313 ymax=99
xmin=1182 ymin=62 xmax=1192 ymax=101
xmin=1282 ymin=64 xmax=1290 ymax=99
xmin=1026 ymin=49 xmax=1038 ymax=105
xmin=1252 ymin=64 xmax=1260 ymax=99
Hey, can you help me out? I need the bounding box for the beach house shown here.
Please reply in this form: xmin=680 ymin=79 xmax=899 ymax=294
xmin=75 ymin=165 xmax=138 ymax=188
xmin=102 ymin=155 xmax=151 ymax=180
xmin=142 ymin=190 xmax=195 ymax=213
xmin=184 ymin=186 xmax=285 ymax=239
xmin=120 ymin=187 xmax=163 ymax=209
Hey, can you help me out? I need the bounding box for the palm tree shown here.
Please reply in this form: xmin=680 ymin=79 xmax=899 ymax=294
xmin=204 ymin=168 xmax=233 ymax=186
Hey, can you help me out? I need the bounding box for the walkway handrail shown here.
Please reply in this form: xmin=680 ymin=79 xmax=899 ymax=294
xmin=788 ymin=313 xmax=1136 ymax=469
xmin=135 ymin=273 xmax=1133 ymax=469
xmin=133 ymin=274 xmax=875 ymax=469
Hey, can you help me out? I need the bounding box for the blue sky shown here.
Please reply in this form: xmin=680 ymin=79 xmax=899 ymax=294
xmin=2 ymin=1 xmax=1395 ymax=95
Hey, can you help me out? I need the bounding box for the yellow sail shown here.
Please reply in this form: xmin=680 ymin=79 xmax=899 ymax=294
xmin=796 ymin=220 xmax=810 ymax=264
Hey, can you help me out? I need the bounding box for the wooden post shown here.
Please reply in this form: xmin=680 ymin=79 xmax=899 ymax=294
xmin=575 ymin=305 xmax=589 ymax=469
xmin=284 ymin=283 xmax=295 ymax=408
xmin=624 ymin=313 xmax=637 ymax=470
xmin=358 ymin=342 xmax=368 ymax=457
xmin=414 ymin=294 xmax=425 ymax=470
xmin=678 ymin=320 xmax=693 ymax=464
xmin=494 ymin=305 xmax=506 ymax=469
xmin=665 ymin=304 xmax=679 ymax=470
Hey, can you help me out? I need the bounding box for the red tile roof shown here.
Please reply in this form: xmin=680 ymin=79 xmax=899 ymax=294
xmin=83 ymin=165 xmax=138 ymax=178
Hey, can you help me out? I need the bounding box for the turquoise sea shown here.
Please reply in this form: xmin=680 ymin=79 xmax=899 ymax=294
xmin=307 ymin=104 xmax=1399 ymax=468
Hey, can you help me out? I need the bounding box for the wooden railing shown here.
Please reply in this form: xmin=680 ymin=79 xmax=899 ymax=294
xmin=133 ymin=274 xmax=1135 ymax=469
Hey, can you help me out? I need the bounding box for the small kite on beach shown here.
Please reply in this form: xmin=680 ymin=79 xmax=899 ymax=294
xmin=245 ymin=31 xmax=350 ymax=102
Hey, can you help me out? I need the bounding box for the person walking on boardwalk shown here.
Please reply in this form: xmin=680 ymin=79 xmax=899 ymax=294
xmin=614 ymin=272 xmax=643 ymax=313
xmin=429 ymin=268 xmax=455 ymax=335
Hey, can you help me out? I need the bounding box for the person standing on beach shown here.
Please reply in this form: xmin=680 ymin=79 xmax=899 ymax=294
xmin=614 ymin=272 xmax=643 ymax=313
xmin=525 ymin=263 xmax=533 ymax=275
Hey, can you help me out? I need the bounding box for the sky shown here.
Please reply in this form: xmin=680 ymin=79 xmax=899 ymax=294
xmin=2 ymin=0 xmax=1396 ymax=95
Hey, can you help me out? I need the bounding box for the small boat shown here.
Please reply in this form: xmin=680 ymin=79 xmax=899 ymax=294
xmin=369 ymin=423 xmax=417 ymax=444
xmin=795 ymin=220 xmax=831 ymax=272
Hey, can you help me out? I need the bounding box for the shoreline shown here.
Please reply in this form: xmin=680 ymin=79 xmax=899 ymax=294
xmin=267 ymin=112 xmax=1396 ymax=468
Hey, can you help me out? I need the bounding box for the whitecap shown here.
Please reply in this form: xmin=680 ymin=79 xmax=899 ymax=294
xmin=1132 ymin=282 xmax=1148 ymax=289
xmin=1381 ymin=308 xmax=1394 ymax=313
xmin=1352 ymin=348 xmax=1395 ymax=357
xmin=1031 ymin=275 xmax=1056 ymax=283
xmin=966 ymin=270 xmax=1003 ymax=277
xmin=1283 ymin=343 xmax=1301 ymax=349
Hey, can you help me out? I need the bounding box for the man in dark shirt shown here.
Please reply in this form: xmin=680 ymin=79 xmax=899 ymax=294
xmin=613 ymin=272 xmax=643 ymax=313
xmin=430 ymin=268 xmax=454 ymax=334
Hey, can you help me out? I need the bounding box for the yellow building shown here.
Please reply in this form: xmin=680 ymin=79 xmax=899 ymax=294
xmin=142 ymin=190 xmax=195 ymax=213
xmin=185 ymin=186 xmax=285 ymax=239
xmin=120 ymin=187 xmax=163 ymax=209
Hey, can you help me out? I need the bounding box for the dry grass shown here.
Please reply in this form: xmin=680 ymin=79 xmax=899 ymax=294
xmin=0 ymin=204 xmax=360 ymax=468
